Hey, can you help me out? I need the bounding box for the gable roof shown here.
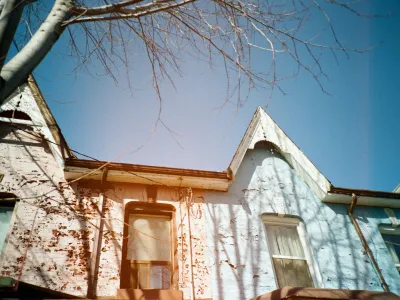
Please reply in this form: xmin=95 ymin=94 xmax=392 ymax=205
xmin=0 ymin=75 xmax=74 ymax=168
xmin=229 ymin=107 xmax=400 ymax=207
xmin=229 ymin=107 xmax=332 ymax=200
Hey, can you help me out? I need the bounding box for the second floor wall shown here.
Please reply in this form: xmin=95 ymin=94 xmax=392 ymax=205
xmin=0 ymin=115 xmax=213 ymax=298
xmin=204 ymin=143 xmax=400 ymax=300
xmin=1 ymin=86 xmax=400 ymax=300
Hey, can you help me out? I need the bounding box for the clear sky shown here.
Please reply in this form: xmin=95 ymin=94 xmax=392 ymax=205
xmin=23 ymin=0 xmax=400 ymax=192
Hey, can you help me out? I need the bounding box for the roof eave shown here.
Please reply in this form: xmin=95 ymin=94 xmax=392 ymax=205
xmin=323 ymin=186 xmax=400 ymax=208
xmin=64 ymin=158 xmax=231 ymax=191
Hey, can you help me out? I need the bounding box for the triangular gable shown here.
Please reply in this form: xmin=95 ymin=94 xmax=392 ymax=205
xmin=0 ymin=76 xmax=73 ymax=168
xmin=228 ymin=107 xmax=332 ymax=200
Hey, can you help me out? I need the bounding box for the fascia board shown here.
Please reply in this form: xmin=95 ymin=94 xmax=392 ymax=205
xmin=323 ymin=193 xmax=400 ymax=208
xmin=228 ymin=107 xmax=262 ymax=176
xmin=64 ymin=166 xmax=230 ymax=191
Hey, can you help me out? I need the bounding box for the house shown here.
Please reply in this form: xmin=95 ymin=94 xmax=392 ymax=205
xmin=0 ymin=78 xmax=400 ymax=300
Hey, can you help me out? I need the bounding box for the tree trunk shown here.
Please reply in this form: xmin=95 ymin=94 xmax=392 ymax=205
xmin=0 ymin=0 xmax=25 ymax=70
xmin=0 ymin=0 xmax=73 ymax=105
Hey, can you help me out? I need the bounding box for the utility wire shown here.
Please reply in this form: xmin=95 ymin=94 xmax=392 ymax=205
xmin=1 ymin=119 xmax=182 ymax=201
xmin=4 ymin=119 xmax=183 ymax=190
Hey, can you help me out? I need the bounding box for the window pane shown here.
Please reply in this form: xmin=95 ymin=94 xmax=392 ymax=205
xmin=0 ymin=207 xmax=13 ymax=251
xmin=130 ymin=263 xmax=171 ymax=289
xmin=265 ymin=225 xmax=305 ymax=257
xmin=137 ymin=264 xmax=149 ymax=289
xmin=382 ymin=234 xmax=400 ymax=266
xmin=127 ymin=215 xmax=171 ymax=261
xmin=273 ymin=258 xmax=314 ymax=288
xmin=150 ymin=265 xmax=171 ymax=289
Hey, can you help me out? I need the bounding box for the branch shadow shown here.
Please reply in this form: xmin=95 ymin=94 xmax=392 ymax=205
xmin=204 ymin=142 xmax=379 ymax=300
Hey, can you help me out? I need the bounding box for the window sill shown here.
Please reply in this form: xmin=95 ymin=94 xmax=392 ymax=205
xmin=0 ymin=117 xmax=39 ymax=127
xmin=116 ymin=289 xmax=183 ymax=300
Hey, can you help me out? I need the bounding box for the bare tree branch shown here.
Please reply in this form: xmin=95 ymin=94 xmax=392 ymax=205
xmin=0 ymin=0 xmax=72 ymax=101
xmin=0 ymin=0 xmax=376 ymax=107
xmin=66 ymin=0 xmax=197 ymax=24
xmin=72 ymin=0 xmax=146 ymax=16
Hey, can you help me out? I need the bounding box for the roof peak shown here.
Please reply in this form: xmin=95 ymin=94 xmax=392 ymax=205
xmin=228 ymin=106 xmax=331 ymax=199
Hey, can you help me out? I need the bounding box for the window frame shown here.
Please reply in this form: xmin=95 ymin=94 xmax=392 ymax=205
xmin=120 ymin=202 xmax=177 ymax=290
xmin=0 ymin=194 xmax=19 ymax=265
xmin=261 ymin=214 xmax=322 ymax=288
xmin=0 ymin=110 xmax=36 ymax=127
xmin=379 ymin=225 xmax=400 ymax=272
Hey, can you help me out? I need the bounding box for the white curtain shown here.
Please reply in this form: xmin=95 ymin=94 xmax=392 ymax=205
xmin=127 ymin=214 xmax=171 ymax=261
xmin=265 ymin=224 xmax=313 ymax=287
xmin=266 ymin=225 xmax=305 ymax=257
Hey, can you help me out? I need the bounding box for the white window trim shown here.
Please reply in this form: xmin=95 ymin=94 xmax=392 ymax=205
xmin=261 ymin=214 xmax=323 ymax=288
xmin=379 ymin=224 xmax=400 ymax=272
xmin=271 ymin=255 xmax=307 ymax=260
xmin=379 ymin=225 xmax=400 ymax=236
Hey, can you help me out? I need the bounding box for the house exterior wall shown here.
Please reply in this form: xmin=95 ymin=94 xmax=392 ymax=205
xmin=0 ymin=135 xmax=212 ymax=298
xmin=1 ymin=85 xmax=399 ymax=299
xmin=352 ymin=206 xmax=400 ymax=294
xmin=0 ymin=85 xmax=93 ymax=296
xmin=204 ymin=144 xmax=400 ymax=300
xmin=0 ymin=128 xmax=213 ymax=298
xmin=0 ymin=85 xmax=213 ymax=299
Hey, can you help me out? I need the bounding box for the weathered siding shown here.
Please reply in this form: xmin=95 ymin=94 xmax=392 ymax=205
xmin=0 ymin=137 xmax=212 ymax=298
xmin=2 ymin=85 xmax=399 ymax=300
xmin=353 ymin=206 xmax=400 ymax=294
xmin=204 ymin=144 xmax=400 ymax=300
xmin=0 ymin=86 xmax=213 ymax=299
xmin=0 ymin=86 xmax=95 ymax=296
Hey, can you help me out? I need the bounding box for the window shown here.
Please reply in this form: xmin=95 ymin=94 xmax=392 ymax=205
xmin=262 ymin=214 xmax=319 ymax=288
xmin=0 ymin=110 xmax=31 ymax=121
xmin=121 ymin=203 xmax=176 ymax=290
xmin=0 ymin=206 xmax=14 ymax=250
xmin=379 ymin=225 xmax=400 ymax=273
xmin=0 ymin=193 xmax=18 ymax=256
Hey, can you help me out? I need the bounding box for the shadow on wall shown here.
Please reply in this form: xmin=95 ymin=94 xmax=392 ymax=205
xmin=0 ymin=122 xmax=96 ymax=296
xmin=1 ymin=125 xmax=397 ymax=299
xmin=204 ymin=141 xmax=382 ymax=300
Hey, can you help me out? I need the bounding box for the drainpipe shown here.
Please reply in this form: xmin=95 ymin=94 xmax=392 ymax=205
xmin=348 ymin=193 xmax=389 ymax=292
xmin=87 ymin=167 xmax=108 ymax=298
xmin=185 ymin=188 xmax=196 ymax=300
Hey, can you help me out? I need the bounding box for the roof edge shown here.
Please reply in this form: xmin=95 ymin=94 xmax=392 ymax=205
xmin=228 ymin=106 xmax=332 ymax=200
xmin=329 ymin=186 xmax=400 ymax=199
xmin=323 ymin=186 xmax=400 ymax=208
xmin=65 ymin=158 xmax=229 ymax=180
xmin=27 ymin=75 xmax=74 ymax=160
xmin=64 ymin=158 xmax=230 ymax=191
xmin=228 ymin=106 xmax=262 ymax=175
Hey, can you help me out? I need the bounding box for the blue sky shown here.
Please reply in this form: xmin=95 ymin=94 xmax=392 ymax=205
xmin=23 ymin=0 xmax=400 ymax=192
